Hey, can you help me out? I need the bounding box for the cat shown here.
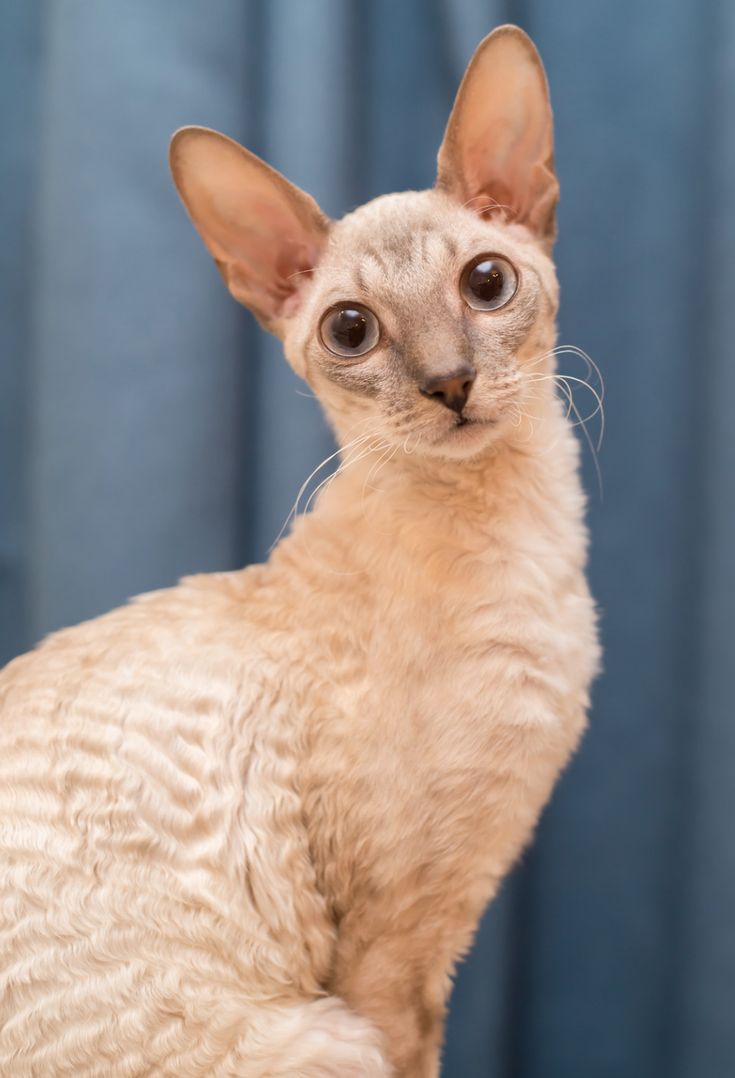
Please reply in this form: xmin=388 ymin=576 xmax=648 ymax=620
xmin=0 ymin=24 xmax=599 ymax=1078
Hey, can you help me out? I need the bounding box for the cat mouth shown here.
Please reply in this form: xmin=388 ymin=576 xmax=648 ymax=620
xmin=416 ymin=412 xmax=500 ymax=458
xmin=429 ymin=414 xmax=498 ymax=455
xmin=452 ymin=415 xmax=494 ymax=430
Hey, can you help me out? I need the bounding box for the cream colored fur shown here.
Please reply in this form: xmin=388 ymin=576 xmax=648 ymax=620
xmin=0 ymin=27 xmax=599 ymax=1077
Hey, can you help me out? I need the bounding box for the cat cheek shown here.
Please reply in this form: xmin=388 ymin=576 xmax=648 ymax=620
xmin=279 ymin=330 xmax=314 ymax=379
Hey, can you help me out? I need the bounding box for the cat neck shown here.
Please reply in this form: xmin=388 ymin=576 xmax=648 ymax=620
xmin=277 ymin=395 xmax=581 ymax=575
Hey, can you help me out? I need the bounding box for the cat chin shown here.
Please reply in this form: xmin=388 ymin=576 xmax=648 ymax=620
xmin=419 ymin=418 xmax=502 ymax=462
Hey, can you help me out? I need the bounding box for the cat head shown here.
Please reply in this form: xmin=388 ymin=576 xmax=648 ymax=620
xmin=170 ymin=25 xmax=559 ymax=461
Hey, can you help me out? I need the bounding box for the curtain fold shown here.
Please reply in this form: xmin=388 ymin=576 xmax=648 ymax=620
xmin=677 ymin=4 xmax=735 ymax=1073
xmin=0 ymin=2 xmax=41 ymax=663
xmin=510 ymin=4 xmax=715 ymax=1075
xmin=1 ymin=2 xmax=734 ymax=1075
xmin=27 ymin=0 xmax=254 ymax=638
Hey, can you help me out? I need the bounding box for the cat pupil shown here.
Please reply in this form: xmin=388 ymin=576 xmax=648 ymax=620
xmin=333 ymin=309 xmax=367 ymax=350
xmin=319 ymin=303 xmax=378 ymax=357
xmin=469 ymin=260 xmax=504 ymax=301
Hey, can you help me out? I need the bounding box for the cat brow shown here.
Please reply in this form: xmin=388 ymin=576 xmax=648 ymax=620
xmin=363 ymin=247 xmax=389 ymax=274
xmin=360 ymin=227 xmax=455 ymax=283
xmin=439 ymin=234 xmax=458 ymax=259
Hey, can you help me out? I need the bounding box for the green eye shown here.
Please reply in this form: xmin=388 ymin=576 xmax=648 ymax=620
xmin=319 ymin=303 xmax=380 ymax=358
xmin=461 ymin=255 xmax=518 ymax=311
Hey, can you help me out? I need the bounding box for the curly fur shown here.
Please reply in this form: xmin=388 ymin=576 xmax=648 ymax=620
xmin=0 ymin=26 xmax=599 ymax=1077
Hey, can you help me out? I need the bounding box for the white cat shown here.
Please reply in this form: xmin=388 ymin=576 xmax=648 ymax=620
xmin=0 ymin=25 xmax=599 ymax=1077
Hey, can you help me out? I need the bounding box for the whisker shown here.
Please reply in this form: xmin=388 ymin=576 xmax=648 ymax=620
xmin=362 ymin=443 xmax=397 ymax=497
xmin=555 ymin=345 xmax=605 ymax=400
xmin=268 ymin=430 xmax=376 ymax=551
xmin=297 ymin=438 xmax=399 ymax=575
xmin=369 ymin=445 xmax=399 ymax=492
xmin=526 ymin=373 xmax=605 ymax=451
xmin=555 ymin=376 xmax=605 ymax=449
xmin=567 ymin=392 xmax=603 ymax=499
xmin=535 ymin=374 xmax=602 ymax=497
xmin=461 ymin=194 xmax=513 ymax=216
xmin=521 ymin=348 xmax=605 ymax=499
xmin=524 ymin=345 xmax=605 ymax=403
xmin=303 ymin=439 xmax=389 ymax=516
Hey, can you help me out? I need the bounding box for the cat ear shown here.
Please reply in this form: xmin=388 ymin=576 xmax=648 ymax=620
xmin=170 ymin=126 xmax=331 ymax=329
xmin=436 ymin=25 xmax=558 ymax=249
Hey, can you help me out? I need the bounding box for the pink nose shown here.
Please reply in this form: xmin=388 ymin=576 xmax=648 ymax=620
xmin=419 ymin=366 xmax=476 ymax=415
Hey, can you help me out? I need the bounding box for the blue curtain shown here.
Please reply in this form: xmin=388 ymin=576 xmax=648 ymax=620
xmin=2 ymin=2 xmax=734 ymax=1075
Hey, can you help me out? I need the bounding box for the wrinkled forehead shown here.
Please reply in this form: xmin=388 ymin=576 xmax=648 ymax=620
xmin=314 ymin=190 xmax=542 ymax=308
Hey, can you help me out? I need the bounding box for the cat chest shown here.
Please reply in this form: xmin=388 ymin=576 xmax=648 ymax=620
xmin=302 ymin=565 xmax=589 ymax=918
xmin=319 ymin=588 xmax=581 ymax=802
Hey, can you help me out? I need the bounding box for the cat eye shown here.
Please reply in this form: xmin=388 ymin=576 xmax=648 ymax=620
xmin=460 ymin=255 xmax=518 ymax=311
xmin=319 ymin=303 xmax=381 ymax=359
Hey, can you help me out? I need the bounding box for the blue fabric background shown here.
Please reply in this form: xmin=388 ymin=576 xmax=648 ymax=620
xmin=2 ymin=2 xmax=734 ymax=1074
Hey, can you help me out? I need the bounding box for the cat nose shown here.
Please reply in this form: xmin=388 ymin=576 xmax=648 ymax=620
xmin=419 ymin=365 xmax=476 ymax=415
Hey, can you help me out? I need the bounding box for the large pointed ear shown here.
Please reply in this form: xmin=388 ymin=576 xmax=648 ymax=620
xmin=169 ymin=126 xmax=330 ymax=329
xmin=436 ymin=25 xmax=558 ymax=249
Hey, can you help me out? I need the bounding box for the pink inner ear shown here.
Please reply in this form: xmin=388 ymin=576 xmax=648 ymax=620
xmin=463 ymin=118 xmax=537 ymax=221
xmin=436 ymin=32 xmax=557 ymax=244
xmin=272 ymin=240 xmax=318 ymax=315
xmin=173 ymin=130 xmax=330 ymax=323
xmin=464 ymin=171 xmax=514 ymax=219
xmin=225 ymin=199 xmax=323 ymax=320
